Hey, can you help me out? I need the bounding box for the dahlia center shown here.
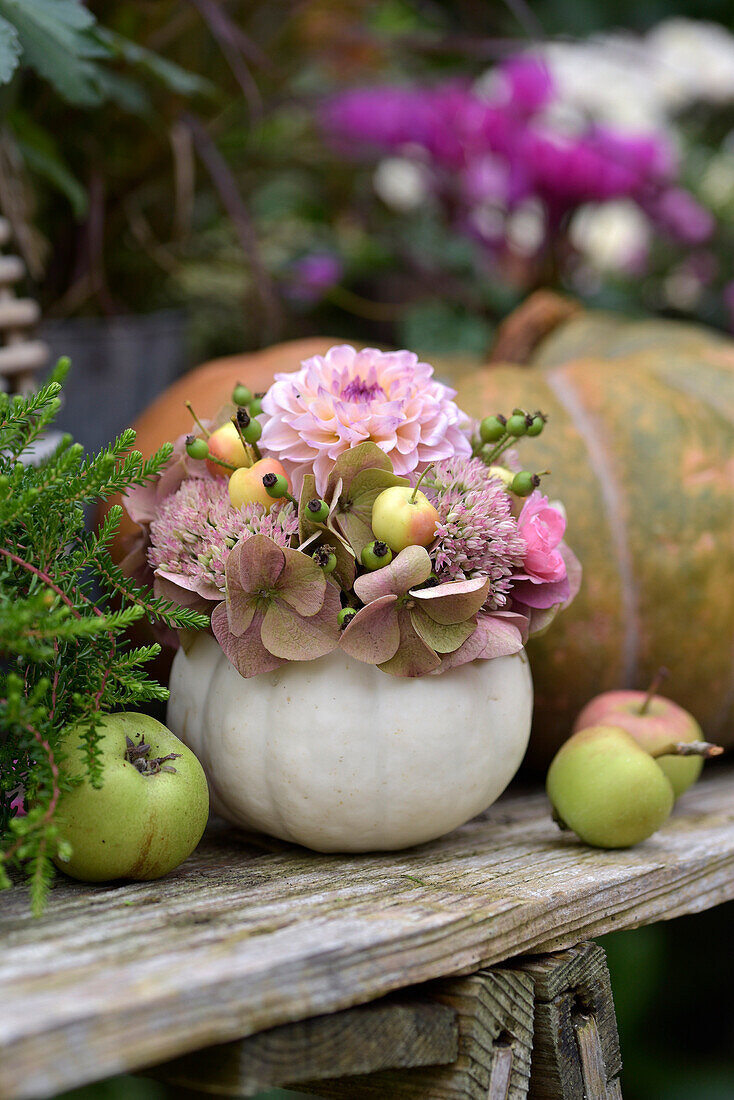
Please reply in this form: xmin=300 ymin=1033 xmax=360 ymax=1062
xmin=340 ymin=376 xmax=385 ymax=403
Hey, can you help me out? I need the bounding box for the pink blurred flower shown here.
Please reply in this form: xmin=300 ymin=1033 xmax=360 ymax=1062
xmin=512 ymin=491 xmax=569 ymax=609
xmin=259 ymin=345 xmax=471 ymax=493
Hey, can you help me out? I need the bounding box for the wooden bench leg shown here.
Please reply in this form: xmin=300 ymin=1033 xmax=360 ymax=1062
xmin=148 ymin=967 xmax=535 ymax=1099
xmin=510 ymin=941 xmax=623 ymax=1100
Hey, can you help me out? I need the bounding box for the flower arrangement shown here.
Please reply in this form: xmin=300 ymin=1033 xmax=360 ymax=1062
xmin=123 ymin=345 xmax=580 ymax=680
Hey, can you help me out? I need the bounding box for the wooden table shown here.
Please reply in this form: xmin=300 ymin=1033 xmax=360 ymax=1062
xmin=2 ymin=766 xmax=733 ymax=1100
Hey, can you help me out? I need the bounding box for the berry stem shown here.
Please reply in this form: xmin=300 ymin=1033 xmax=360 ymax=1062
xmin=639 ymin=666 xmax=670 ymax=715
xmin=230 ymin=415 xmax=257 ymax=467
xmin=649 ymin=740 xmax=724 ymax=759
xmin=206 ymin=451 xmax=237 ymax=472
xmin=185 ymin=401 xmax=210 ymax=438
xmin=410 ymin=464 xmax=434 ymax=503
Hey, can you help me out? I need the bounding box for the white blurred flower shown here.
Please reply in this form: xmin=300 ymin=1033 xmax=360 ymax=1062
xmin=569 ymin=201 xmax=651 ymax=272
xmin=537 ymin=38 xmax=670 ymax=133
xmin=373 ymin=157 xmax=430 ymax=212
xmin=648 ymin=19 xmax=734 ymax=108
xmin=700 ymin=153 xmax=734 ymax=211
xmin=663 ymin=269 xmax=704 ymax=310
xmin=506 ymin=200 xmax=546 ymax=256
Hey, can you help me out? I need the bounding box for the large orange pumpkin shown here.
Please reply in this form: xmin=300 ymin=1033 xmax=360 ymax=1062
xmin=111 ymin=299 xmax=734 ymax=764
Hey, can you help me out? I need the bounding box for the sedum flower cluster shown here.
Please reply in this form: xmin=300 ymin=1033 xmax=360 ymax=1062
xmin=124 ymin=344 xmax=580 ymax=679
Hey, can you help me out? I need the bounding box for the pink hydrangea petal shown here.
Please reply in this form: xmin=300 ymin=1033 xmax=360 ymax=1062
xmin=260 ymin=584 xmax=341 ymax=660
xmin=278 ymin=548 xmax=326 ymax=616
xmin=212 ymin=603 xmax=285 ymax=677
xmin=410 ymin=575 xmax=490 ymax=625
xmin=339 ymin=593 xmax=400 ymax=664
xmin=154 ymin=567 xmax=221 ymax=602
xmin=231 ymin=534 xmax=285 ymax=593
xmin=433 ymin=611 xmax=526 ymax=673
xmin=378 ymin=610 xmax=442 ymax=677
xmin=354 ymin=545 xmax=432 ymax=603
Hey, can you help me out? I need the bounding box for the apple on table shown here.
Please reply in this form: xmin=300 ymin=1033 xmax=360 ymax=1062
xmin=573 ymin=671 xmax=707 ymax=798
xmin=55 ymin=712 xmax=209 ymax=882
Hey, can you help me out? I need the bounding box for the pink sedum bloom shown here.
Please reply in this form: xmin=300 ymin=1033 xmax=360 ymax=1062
xmin=148 ymin=477 xmax=298 ymax=600
xmin=259 ymin=345 xmax=471 ymax=493
xmin=512 ymin=492 xmax=570 ymax=609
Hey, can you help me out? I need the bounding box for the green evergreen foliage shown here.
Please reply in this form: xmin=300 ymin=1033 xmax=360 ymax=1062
xmin=0 ymin=360 xmax=209 ymax=914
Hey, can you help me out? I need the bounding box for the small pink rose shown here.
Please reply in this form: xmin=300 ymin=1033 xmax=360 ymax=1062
xmin=516 ymin=492 xmax=567 ymax=586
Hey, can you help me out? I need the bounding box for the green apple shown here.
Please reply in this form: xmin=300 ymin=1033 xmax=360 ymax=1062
xmin=573 ymin=688 xmax=704 ymax=798
xmin=55 ymin=712 xmax=209 ymax=882
xmin=546 ymin=725 xmax=675 ymax=849
xmin=371 ymin=485 xmax=439 ymax=552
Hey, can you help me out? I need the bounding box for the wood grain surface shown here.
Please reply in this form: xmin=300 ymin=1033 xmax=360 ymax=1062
xmin=1 ymin=767 xmax=733 ymax=1100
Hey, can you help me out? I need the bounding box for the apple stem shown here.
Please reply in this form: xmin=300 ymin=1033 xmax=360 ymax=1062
xmin=639 ymin=666 xmax=670 ymax=715
xmin=125 ymin=736 xmax=182 ymax=775
xmin=185 ymin=401 xmax=211 ymax=438
xmin=410 ymin=464 xmax=434 ymax=503
xmin=649 ymin=740 xmax=724 ymax=760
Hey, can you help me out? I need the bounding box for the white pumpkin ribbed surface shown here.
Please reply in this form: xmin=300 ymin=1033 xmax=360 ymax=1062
xmin=167 ymin=632 xmax=533 ymax=851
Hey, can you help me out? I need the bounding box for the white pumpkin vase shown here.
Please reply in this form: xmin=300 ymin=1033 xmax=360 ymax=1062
xmin=167 ymin=631 xmax=533 ymax=852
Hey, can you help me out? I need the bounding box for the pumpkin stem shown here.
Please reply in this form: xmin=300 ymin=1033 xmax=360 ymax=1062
xmin=639 ymin=666 xmax=670 ymax=715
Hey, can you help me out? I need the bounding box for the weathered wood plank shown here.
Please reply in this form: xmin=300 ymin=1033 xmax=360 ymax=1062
xmin=297 ymin=968 xmax=534 ymax=1100
xmin=151 ymin=997 xmax=458 ymax=1097
xmin=511 ymin=942 xmax=622 ymax=1100
xmin=1 ymin=767 xmax=733 ymax=1100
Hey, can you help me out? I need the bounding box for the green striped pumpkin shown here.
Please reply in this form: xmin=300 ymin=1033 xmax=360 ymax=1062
xmin=453 ymin=305 xmax=734 ymax=765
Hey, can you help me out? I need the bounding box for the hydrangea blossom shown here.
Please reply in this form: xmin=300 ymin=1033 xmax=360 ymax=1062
xmin=148 ymin=477 xmax=298 ymax=598
xmin=259 ymin=344 xmax=471 ymax=493
xmin=423 ymin=457 xmax=526 ymax=608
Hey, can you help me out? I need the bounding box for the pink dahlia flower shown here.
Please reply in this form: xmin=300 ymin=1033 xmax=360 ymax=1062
xmin=259 ymin=345 xmax=472 ymax=493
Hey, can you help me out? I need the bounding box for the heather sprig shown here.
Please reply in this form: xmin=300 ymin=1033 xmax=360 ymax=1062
xmin=0 ymin=361 xmax=209 ymax=914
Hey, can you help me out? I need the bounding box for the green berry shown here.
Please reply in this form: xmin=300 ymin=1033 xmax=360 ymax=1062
xmin=248 ymin=394 xmax=264 ymax=416
xmin=262 ymin=472 xmax=290 ymax=499
xmin=185 ymin=435 xmax=209 ymax=461
xmin=511 ymin=471 xmax=539 ymax=497
xmin=312 ymin=546 xmax=337 ymax=574
xmin=242 ymin=417 xmax=262 ymax=444
xmin=479 ymin=416 xmax=506 ymax=444
xmin=306 ymin=498 xmax=329 ymax=524
xmin=338 ymin=607 xmax=357 ymax=629
xmin=232 ymin=383 xmax=252 ymax=407
xmin=506 ymin=413 xmax=528 ymax=437
xmin=361 ymin=540 xmax=393 ymax=571
xmin=527 ymin=415 xmax=545 ymax=436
